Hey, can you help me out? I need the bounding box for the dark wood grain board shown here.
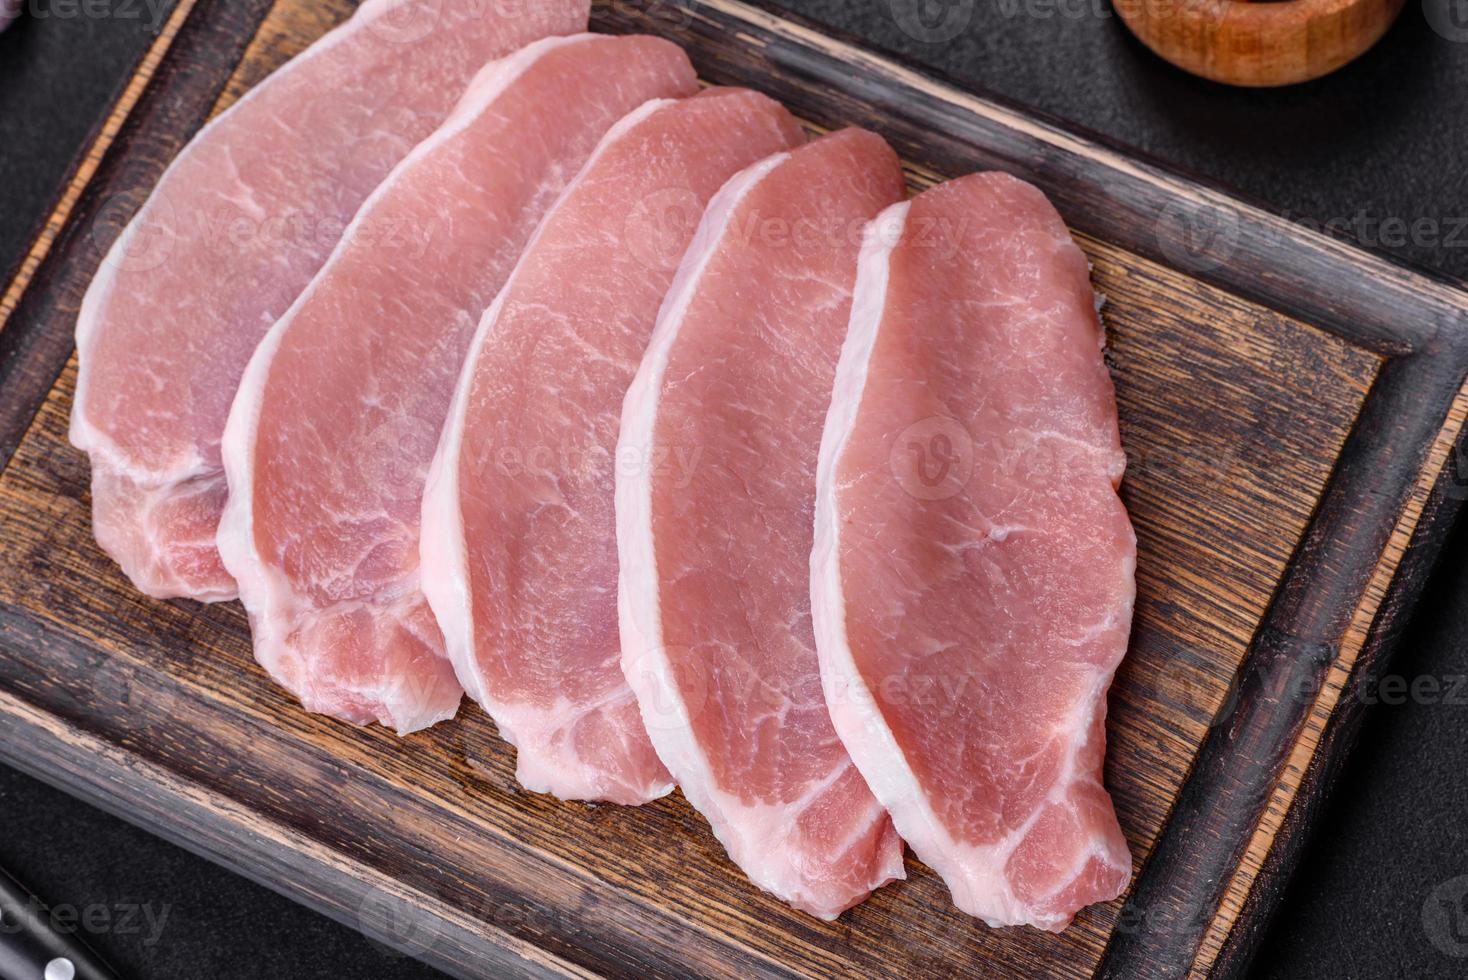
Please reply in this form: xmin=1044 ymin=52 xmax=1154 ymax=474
xmin=0 ymin=1 xmax=1464 ymax=977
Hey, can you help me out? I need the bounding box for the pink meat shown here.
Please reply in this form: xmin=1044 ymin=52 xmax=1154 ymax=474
xmin=215 ymin=35 xmax=697 ymax=735
xmin=615 ymin=130 xmax=907 ymax=917
xmin=70 ymin=0 xmax=589 ymax=602
xmin=811 ymin=172 xmax=1135 ymax=930
xmin=420 ymin=90 xmax=804 ymax=803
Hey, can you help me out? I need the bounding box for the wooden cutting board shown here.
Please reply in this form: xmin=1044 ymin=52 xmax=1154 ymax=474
xmin=1 ymin=1 xmax=1465 ymax=977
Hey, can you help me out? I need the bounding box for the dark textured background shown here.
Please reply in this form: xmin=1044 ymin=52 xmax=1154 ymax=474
xmin=1 ymin=1 xmax=1466 ymax=976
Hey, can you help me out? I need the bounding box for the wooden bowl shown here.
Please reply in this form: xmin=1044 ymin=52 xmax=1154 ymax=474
xmin=1114 ymin=0 xmax=1407 ymax=86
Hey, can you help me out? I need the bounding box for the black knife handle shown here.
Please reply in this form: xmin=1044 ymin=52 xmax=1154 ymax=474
xmin=0 ymin=868 xmax=121 ymax=980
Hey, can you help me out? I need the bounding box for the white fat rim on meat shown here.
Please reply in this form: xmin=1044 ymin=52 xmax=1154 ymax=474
xmin=420 ymin=96 xmax=682 ymax=798
xmin=614 ymin=150 xmax=891 ymax=917
xmin=811 ymin=200 xmax=919 ymax=890
xmin=811 ymin=197 xmax=1124 ymax=930
xmin=71 ymin=0 xmax=446 ymax=474
xmin=218 ymin=34 xmax=601 ymax=736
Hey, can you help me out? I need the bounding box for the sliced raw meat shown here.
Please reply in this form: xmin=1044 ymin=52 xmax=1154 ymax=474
xmin=811 ymin=172 xmax=1135 ymax=931
xmin=216 ymin=34 xmax=697 ymax=734
xmin=615 ymin=130 xmax=907 ymax=918
xmin=71 ymin=0 xmax=589 ymax=602
xmin=421 ymin=90 xmax=804 ymax=803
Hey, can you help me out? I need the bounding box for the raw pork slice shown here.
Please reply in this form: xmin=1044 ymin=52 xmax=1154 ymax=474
xmin=216 ymin=35 xmax=697 ymax=734
xmin=615 ymin=130 xmax=906 ymax=917
xmin=420 ymin=90 xmax=804 ymax=802
xmin=811 ymin=172 xmax=1135 ymax=931
xmin=71 ymin=0 xmax=588 ymax=602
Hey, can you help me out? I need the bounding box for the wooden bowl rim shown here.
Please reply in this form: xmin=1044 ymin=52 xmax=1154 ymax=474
xmin=1113 ymin=0 xmax=1407 ymax=86
xmin=1115 ymin=0 xmax=1387 ymax=28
